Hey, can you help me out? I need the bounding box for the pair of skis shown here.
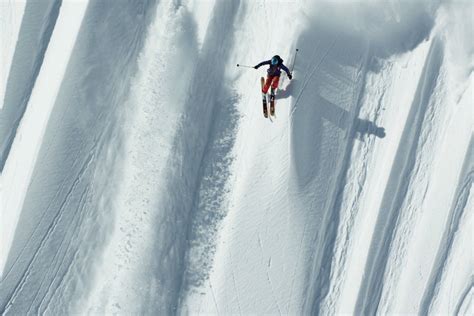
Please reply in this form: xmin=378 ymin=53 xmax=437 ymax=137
xmin=261 ymin=77 xmax=276 ymax=118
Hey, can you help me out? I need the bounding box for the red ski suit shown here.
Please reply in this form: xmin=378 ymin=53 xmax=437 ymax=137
xmin=262 ymin=76 xmax=280 ymax=94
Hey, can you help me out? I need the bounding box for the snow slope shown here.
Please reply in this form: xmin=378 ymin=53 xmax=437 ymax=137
xmin=0 ymin=0 xmax=88 ymax=278
xmin=1 ymin=0 xmax=157 ymax=313
xmin=0 ymin=0 xmax=61 ymax=168
xmin=0 ymin=0 xmax=26 ymax=110
xmin=1 ymin=0 xmax=472 ymax=314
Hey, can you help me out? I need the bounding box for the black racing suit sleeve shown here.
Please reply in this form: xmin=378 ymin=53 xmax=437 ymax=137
xmin=255 ymin=60 xmax=271 ymax=68
xmin=280 ymin=63 xmax=291 ymax=76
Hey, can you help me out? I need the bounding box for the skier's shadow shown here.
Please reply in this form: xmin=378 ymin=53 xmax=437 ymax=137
xmin=276 ymin=78 xmax=296 ymax=100
xmin=318 ymin=97 xmax=386 ymax=139
xmin=278 ymin=79 xmax=385 ymax=139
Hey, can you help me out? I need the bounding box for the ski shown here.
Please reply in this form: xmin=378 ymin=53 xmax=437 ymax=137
xmin=261 ymin=77 xmax=268 ymax=118
xmin=270 ymin=87 xmax=276 ymax=116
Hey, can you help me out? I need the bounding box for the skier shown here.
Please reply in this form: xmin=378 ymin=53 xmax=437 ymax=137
xmin=254 ymin=55 xmax=293 ymax=117
xmin=254 ymin=55 xmax=293 ymax=95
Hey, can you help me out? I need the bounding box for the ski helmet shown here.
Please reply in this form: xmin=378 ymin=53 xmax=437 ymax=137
xmin=271 ymin=55 xmax=280 ymax=65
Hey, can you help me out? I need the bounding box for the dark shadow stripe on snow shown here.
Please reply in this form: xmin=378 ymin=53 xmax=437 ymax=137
xmin=303 ymin=43 xmax=371 ymax=316
xmin=174 ymin=0 xmax=241 ymax=306
xmin=127 ymin=1 xmax=242 ymax=313
xmin=287 ymin=14 xmax=372 ymax=314
xmin=179 ymin=89 xmax=240 ymax=292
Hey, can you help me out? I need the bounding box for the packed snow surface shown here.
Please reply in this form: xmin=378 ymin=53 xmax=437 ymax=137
xmin=0 ymin=0 xmax=472 ymax=314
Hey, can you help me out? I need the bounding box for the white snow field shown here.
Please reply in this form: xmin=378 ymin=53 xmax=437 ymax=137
xmin=0 ymin=0 xmax=472 ymax=314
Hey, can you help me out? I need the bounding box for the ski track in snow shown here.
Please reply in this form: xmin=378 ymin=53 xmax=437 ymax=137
xmin=0 ymin=0 xmax=472 ymax=314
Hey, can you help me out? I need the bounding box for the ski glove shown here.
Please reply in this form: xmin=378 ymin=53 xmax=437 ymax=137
xmin=288 ymin=73 xmax=293 ymax=80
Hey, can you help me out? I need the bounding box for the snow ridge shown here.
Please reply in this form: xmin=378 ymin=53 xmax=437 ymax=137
xmin=84 ymin=1 xmax=241 ymax=313
xmin=302 ymin=35 xmax=370 ymax=316
xmin=0 ymin=0 xmax=62 ymax=170
xmin=420 ymin=137 xmax=473 ymax=314
xmin=356 ymin=37 xmax=444 ymax=315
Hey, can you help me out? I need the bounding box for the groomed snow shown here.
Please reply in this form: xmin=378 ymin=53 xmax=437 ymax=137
xmin=1 ymin=0 xmax=472 ymax=314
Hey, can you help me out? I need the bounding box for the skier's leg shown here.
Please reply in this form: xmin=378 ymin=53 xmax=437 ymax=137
xmin=269 ymin=76 xmax=279 ymax=116
xmin=271 ymin=76 xmax=280 ymax=90
xmin=262 ymin=76 xmax=273 ymax=94
xmin=270 ymin=76 xmax=279 ymax=98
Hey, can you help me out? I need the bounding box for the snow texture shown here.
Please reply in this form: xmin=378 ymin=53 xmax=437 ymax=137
xmin=0 ymin=0 xmax=472 ymax=314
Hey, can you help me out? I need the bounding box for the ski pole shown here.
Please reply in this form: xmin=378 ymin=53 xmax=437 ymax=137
xmin=236 ymin=64 xmax=254 ymax=68
xmin=290 ymin=48 xmax=299 ymax=73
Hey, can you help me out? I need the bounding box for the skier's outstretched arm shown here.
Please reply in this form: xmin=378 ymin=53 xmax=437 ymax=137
xmin=280 ymin=63 xmax=292 ymax=79
xmin=254 ymin=60 xmax=271 ymax=69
